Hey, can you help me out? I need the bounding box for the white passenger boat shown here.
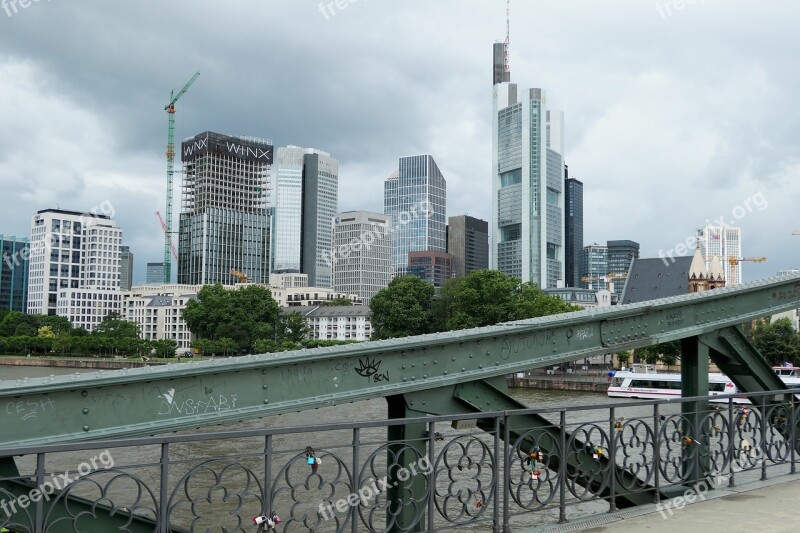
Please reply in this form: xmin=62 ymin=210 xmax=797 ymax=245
xmin=607 ymin=364 xmax=800 ymax=402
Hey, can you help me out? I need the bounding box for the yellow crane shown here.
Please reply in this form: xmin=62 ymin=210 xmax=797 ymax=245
xmin=728 ymin=257 xmax=767 ymax=266
xmin=581 ymin=273 xmax=626 ymax=291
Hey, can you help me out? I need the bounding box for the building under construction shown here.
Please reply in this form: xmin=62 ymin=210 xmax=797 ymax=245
xmin=177 ymin=131 xmax=274 ymax=285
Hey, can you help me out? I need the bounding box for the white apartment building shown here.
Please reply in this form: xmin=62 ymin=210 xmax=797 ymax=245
xmin=296 ymin=305 xmax=373 ymax=341
xmin=696 ymin=225 xmax=742 ymax=285
xmin=28 ymin=209 xmax=123 ymax=330
xmin=332 ymin=211 xmax=392 ymax=305
xmin=124 ymin=285 xmax=199 ymax=350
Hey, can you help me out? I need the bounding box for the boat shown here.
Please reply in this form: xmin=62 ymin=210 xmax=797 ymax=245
xmin=607 ymin=363 xmax=800 ymax=403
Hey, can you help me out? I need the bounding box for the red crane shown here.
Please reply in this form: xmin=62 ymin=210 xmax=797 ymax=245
xmin=156 ymin=211 xmax=178 ymax=262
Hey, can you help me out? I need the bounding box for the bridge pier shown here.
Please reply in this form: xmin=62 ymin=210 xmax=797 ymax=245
xmin=386 ymin=395 xmax=429 ymax=532
xmin=680 ymin=336 xmax=711 ymax=486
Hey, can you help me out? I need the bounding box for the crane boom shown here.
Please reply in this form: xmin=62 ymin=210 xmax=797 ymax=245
xmin=155 ymin=211 xmax=178 ymax=261
xmin=163 ymin=71 xmax=200 ymax=284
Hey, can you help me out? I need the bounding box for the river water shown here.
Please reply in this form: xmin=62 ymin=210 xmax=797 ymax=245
xmin=0 ymin=365 xmax=777 ymax=532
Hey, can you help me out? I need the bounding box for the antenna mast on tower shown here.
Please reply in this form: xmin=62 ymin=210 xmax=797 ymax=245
xmin=504 ymin=0 xmax=510 ymax=73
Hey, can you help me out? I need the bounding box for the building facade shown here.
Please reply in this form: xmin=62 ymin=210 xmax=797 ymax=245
xmin=178 ymin=131 xmax=273 ymax=286
xmin=564 ymin=169 xmax=583 ymax=288
xmin=580 ymin=244 xmax=608 ymax=291
xmin=544 ymin=288 xmax=612 ymax=309
xmin=606 ymin=240 xmax=639 ymax=298
xmin=0 ymin=235 xmax=28 ymax=312
xmin=123 ymin=285 xmax=198 ymax=351
xmin=120 ymin=246 xmax=133 ymax=291
xmin=406 ymin=251 xmax=453 ymax=288
xmin=491 ymin=54 xmax=565 ymax=288
xmin=447 ymin=215 xmax=489 ymax=279
xmin=27 ymin=210 xmax=123 ymax=328
xmin=146 ymin=263 xmax=165 ymax=285
xmin=332 ymin=211 xmax=392 ymax=305
xmin=297 ymin=305 xmax=373 ymax=341
xmin=270 ymin=146 xmax=339 ymax=288
xmin=696 ymin=225 xmax=742 ymax=285
xmin=384 ymin=155 xmax=447 ymax=276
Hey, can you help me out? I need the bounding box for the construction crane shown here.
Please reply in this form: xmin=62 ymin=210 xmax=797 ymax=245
xmin=230 ymin=269 xmax=250 ymax=284
xmin=581 ymin=273 xmax=627 ymax=292
xmin=728 ymin=257 xmax=767 ymax=266
xmin=163 ymin=71 xmax=200 ymax=284
xmin=155 ymin=211 xmax=178 ymax=262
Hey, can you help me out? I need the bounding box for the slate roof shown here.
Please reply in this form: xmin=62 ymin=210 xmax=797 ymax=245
xmin=621 ymin=256 xmax=693 ymax=304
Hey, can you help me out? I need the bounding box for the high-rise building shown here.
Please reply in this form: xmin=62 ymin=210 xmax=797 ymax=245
xmin=384 ymin=155 xmax=447 ymax=276
xmin=406 ymin=251 xmax=453 ymax=289
xmin=146 ymin=262 xmax=165 ymax=285
xmin=27 ymin=209 xmax=122 ymax=329
xmin=491 ymin=48 xmax=565 ymax=288
xmin=447 ymin=215 xmax=489 ymax=279
xmin=564 ymin=167 xmax=583 ymax=288
xmin=0 ymin=235 xmax=28 ymax=312
xmin=270 ymin=146 xmax=339 ymax=288
xmin=178 ymin=131 xmax=273 ymax=286
xmin=696 ymin=225 xmax=742 ymax=285
xmin=607 ymin=240 xmax=639 ymax=298
xmin=331 ymin=211 xmax=391 ymax=305
xmin=580 ymin=244 xmax=608 ymax=291
xmin=120 ymin=246 xmax=133 ymax=291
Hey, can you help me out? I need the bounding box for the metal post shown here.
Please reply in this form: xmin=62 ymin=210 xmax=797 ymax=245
xmin=759 ymin=399 xmax=767 ymax=481
xmin=609 ymin=407 xmax=617 ymax=513
xmin=791 ymin=392 xmax=797 ymax=475
xmin=352 ymin=428 xmax=360 ymax=533
xmin=653 ymin=403 xmax=661 ymax=503
xmin=493 ymin=416 xmax=501 ymax=533
xmin=727 ymin=397 xmax=735 ymax=488
xmin=264 ymin=435 xmax=272 ymax=519
xmin=503 ymin=412 xmax=511 ymax=533
xmin=35 ymin=453 xmax=45 ymax=533
xmin=681 ymin=336 xmax=710 ymax=485
xmin=159 ymin=443 xmax=170 ymax=533
xmin=427 ymin=421 xmax=435 ymax=532
xmin=558 ymin=410 xmax=567 ymax=523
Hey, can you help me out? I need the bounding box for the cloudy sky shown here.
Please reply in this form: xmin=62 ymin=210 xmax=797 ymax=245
xmin=1 ymin=0 xmax=798 ymax=283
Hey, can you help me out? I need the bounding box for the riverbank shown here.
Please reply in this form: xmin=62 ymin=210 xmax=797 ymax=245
xmin=508 ymin=371 xmax=611 ymax=393
xmin=0 ymin=356 xmax=169 ymax=370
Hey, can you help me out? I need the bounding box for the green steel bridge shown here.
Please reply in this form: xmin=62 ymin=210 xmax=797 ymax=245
xmin=1 ymin=274 xmax=799 ymax=532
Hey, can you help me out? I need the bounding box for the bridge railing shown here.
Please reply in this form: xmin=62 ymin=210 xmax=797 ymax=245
xmin=1 ymin=389 xmax=798 ymax=532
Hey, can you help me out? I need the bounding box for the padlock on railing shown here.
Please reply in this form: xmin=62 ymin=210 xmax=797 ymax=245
xmin=614 ymin=416 xmax=625 ymax=431
xmin=253 ymin=511 xmax=281 ymax=530
xmin=305 ymin=446 xmax=320 ymax=473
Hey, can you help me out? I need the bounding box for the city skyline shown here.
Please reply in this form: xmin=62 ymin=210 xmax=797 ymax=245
xmin=0 ymin=1 xmax=798 ymax=284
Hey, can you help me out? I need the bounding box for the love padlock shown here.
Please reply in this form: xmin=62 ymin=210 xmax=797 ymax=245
xmin=615 ymin=417 xmax=625 ymax=431
xmin=531 ymin=469 xmax=541 ymax=481
xmin=253 ymin=511 xmax=281 ymax=529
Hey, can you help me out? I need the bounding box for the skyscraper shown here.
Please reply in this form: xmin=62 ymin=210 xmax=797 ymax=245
xmin=564 ymin=167 xmax=583 ymax=288
xmin=0 ymin=235 xmax=28 ymax=312
xmin=447 ymin=215 xmax=489 ymax=279
xmin=146 ymin=262 xmax=165 ymax=285
xmin=696 ymin=225 xmax=742 ymax=285
xmin=331 ymin=211 xmax=391 ymax=304
xmin=27 ymin=209 xmax=123 ymax=329
xmin=120 ymin=246 xmax=133 ymax=291
xmin=407 ymin=251 xmax=453 ymax=289
xmin=178 ymin=131 xmax=273 ymax=286
xmin=271 ymin=146 xmax=339 ymax=288
xmin=384 ymin=155 xmax=447 ymax=276
xmin=580 ymin=244 xmax=608 ymax=291
xmin=607 ymin=240 xmax=639 ymax=298
xmin=491 ymin=48 xmax=565 ymax=287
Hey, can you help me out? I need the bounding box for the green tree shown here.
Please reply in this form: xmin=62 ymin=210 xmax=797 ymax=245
xmin=37 ymin=325 xmax=57 ymax=340
xmin=52 ymin=334 xmax=72 ymax=355
xmin=35 ymin=315 xmax=72 ymax=335
xmin=153 ymin=339 xmax=178 ymax=358
xmin=436 ymin=270 xmax=580 ymax=331
xmin=93 ymin=312 xmax=141 ymax=340
xmin=322 ymin=298 xmax=354 ymax=307
xmin=253 ymin=339 xmax=302 ymax=353
xmin=751 ymin=318 xmax=799 ymax=366
xmin=276 ymin=312 xmax=310 ymax=343
xmin=182 ymin=284 xmax=281 ymax=351
xmin=616 ymin=350 xmax=631 ymax=367
xmin=370 ymin=276 xmax=435 ymax=340
xmin=0 ymin=312 xmax=38 ymax=337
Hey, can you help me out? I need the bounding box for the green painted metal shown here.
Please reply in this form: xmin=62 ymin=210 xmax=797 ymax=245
xmin=0 ymin=276 xmax=799 ymax=449
xmin=386 ymin=396 xmax=428 ymax=532
xmin=680 ymin=336 xmax=711 ymax=485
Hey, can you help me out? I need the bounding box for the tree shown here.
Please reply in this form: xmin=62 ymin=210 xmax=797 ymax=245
xmin=616 ymin=350 xmax=631 ymax=367
xmin=153 ymin=339 xmax=178 ymax=358
xmin=751 ymin=318 xmax=799 ymax=366
xmin=276 ymin=312 xmax=309 ymax=343
xmin=37 ymin=326 xmax=57 ymax=340
xmin=94 ymin=312 xmax=141 ymax=340
xmin=322 ymin=298 xmax=353 ymax=307
xmin=435 ymin=270 xmax=580 ymax=331
xmin=182 ymin=284 xmax=281 ymax=351
xmin=370 ymin=276 xmax=435 ymax=340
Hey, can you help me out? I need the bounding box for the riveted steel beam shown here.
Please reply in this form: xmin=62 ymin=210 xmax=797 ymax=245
xmin=0 ymin=276 xmax=798 ymax=448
